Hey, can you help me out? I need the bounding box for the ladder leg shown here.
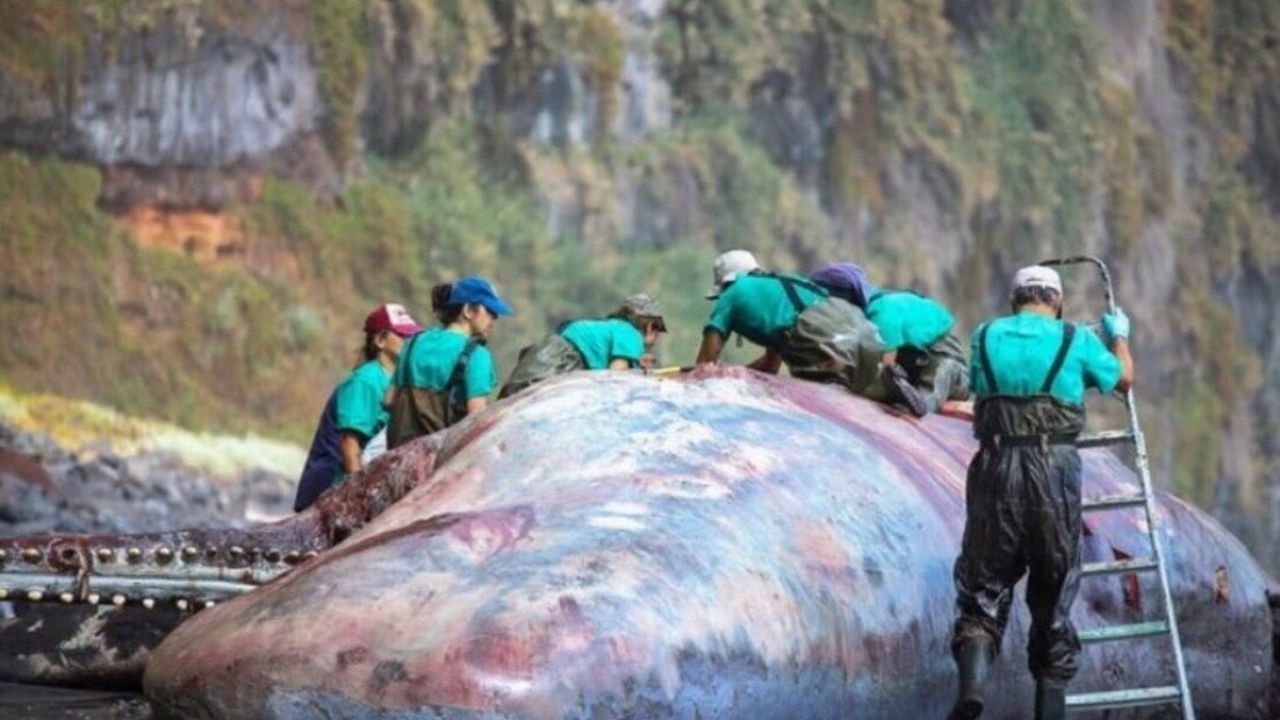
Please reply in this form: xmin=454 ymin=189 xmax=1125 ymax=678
xmin=1127 ymin=391 xmax=1195 ymax=720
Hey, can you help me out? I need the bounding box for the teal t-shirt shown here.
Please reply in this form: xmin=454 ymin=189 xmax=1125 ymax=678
xmin=865 ymin=290 xmax=955 ymax=350
xmin=392 ymin=328 xmax=497 ymax=399
xmin=970 ymin=311 xmax=1122 ymax=405
xmin=334 ymin=360 xmax=392 ymax=441
xmin=560 ymin=318 xmax=645 ymax=369
xmin=704 ymin=273 xmax=828 ymax=348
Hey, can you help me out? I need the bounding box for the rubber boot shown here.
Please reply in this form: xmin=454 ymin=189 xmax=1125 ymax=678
xmin=1034 ymin=681 xmax=1066 ymax=720
xmin=948 ymin=638 xmax=993 ymax=720
xmin=883 ymin=363 xmax=929 ymax=417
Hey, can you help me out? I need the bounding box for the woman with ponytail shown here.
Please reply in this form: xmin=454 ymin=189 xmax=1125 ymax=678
xmin=293 ymin=303 xmax=422 ymax=511
xmin=385 ymin=276 xmax=513 ymax=448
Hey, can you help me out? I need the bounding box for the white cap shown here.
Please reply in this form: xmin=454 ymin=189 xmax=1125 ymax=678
xmin=706 ymin=250 xmax=761 ymax=299
xmin=1012 ymin=265 xmax=1063 ymax=295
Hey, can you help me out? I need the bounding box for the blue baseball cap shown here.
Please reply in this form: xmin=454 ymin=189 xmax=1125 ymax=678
xmin=447 ymin=276 xmax=513 ymax=317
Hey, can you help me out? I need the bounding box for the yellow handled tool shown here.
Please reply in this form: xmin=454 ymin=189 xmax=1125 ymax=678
xmin=645 ymin=366 xmax=690 ymax=377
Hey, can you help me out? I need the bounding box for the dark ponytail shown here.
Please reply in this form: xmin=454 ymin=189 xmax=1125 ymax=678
xmin=354 ymin=330 xmax=381 ymax=368
xmin=431 ymin=283 xmax=462 ymax=324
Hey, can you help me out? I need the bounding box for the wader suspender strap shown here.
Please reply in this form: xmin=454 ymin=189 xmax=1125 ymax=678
xmin=977 ymin=324 xmax=998 ymax=394
xmin=978 ymin=322 xmax=1076 ymax=396
xmin=445 ymin=339 xmax=480 ymax=405
xmin=978 ymin=322 xmax=1079 ymax=451
xmin=1040 ymin=323 xmax=1077 ymax=394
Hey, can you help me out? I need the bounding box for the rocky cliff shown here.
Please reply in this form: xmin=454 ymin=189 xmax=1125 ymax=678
xmin=1 ymin=0 xmax=1278 ymax=567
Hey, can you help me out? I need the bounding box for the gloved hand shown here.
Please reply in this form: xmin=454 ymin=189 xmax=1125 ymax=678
xmin=1101 ymin=308 xmax=1130 ymax=341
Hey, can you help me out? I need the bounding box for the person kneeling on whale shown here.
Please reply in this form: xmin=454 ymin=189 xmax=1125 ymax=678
xmin=694 ymin=249 xmax=926 ymax=415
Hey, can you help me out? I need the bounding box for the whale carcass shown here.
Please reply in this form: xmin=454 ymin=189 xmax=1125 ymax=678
xmin=128 ymin=367 xmax=1273 ymax=719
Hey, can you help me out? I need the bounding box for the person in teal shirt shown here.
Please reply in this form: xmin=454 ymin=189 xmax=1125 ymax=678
xmin=948 ymin=265 xmax=1133 ymax=720
xmin=811 ymin=262 xmax=970 ymax=415
xmin=968 ymin=310 xmax=1122 ymax=404
xmin=294 ymin=303 xmax=423 ymax=511
xmin=385 ymin=277 xmax=513 ymax=448
xmin=499 ymin=294 xmax=668 ymax=398
xmin=865 ymin=289 xmax=955 ymax=352
xmin=695 ymin=250 xmax=927 ymax=414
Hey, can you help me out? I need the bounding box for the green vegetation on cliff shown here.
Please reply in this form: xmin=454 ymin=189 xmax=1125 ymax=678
xmin=0 ymin=124 xmax=753 ymax=443
xmin=311 ymin=0 xmax=368 ymax=168
xmin=0 ymin=151 xmax=318 ymax=438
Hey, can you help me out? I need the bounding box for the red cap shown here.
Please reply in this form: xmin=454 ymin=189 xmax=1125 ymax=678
xmin=364 ymin=303 xmax=422 ymax=337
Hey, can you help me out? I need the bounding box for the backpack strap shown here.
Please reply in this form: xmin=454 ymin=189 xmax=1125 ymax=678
xmin=445 ymin=338 xmax=481 ymax=406
xmin=766 ymin=273 xmax=826 ymax=314
xmin=1040 ymin=323 xmax=1077 ymax=394
xmin=977 ymin=323 xmax=999 ymax=395
xmin=779 ymin=277 xmax=806 ymax=314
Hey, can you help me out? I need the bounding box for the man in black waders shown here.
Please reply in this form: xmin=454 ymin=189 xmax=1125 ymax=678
xmin=694 ymin=250 xmax=928 ymax=414
xmin=949 ymin=265 xmax=1133 ymax=720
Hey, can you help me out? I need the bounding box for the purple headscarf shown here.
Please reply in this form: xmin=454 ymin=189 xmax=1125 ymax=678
xmin=809 ymin=262 xmax=877 ymax=309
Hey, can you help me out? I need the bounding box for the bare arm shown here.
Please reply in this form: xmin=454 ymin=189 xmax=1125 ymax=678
xmin=382 ymin=386 xmax=398 ymax=410
xmin=339 ymin=432 xmax=363 ymax=475
xmin=608 ymin=358 xmax=631 ymax=371
xmin=881 ymin=350 xmax=898 ymax=366
xmin=466 ymin=397 xmax=488 ymax=415
xmin=696 ymin=329 xmax=725 ymax=365
xmin=747 ymin=348 xmax=783 ymax=374
xmin=1111 ymin=338 xmax=1134 ymax=393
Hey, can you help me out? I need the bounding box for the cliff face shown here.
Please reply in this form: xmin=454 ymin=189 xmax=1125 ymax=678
xmin=1 ymin=0 xmax=1279 ymax=566
xmin=0 ymin=1 xmax=335 ymax=210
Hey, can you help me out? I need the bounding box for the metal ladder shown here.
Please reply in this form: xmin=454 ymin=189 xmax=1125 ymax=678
xmin=1040 ymin=256 xmax=1195 ymax=718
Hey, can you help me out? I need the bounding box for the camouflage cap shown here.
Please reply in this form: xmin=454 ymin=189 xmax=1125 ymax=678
xmin=617 ymin=293 xmax=667 ymax=332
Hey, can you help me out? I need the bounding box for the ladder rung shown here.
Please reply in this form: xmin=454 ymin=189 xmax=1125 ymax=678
xmin=1078 ymin=620 xmax=1169 ymax=643
xmin=1081 ymin=558 xmax=1158 ymax=576
xmin=1082 ymin=493 xmax=1147 ymax=511
xmin=1066 ymin=685 xmax=1182 ymax=710
xmin=1076 ymin=430 xmax=1135 ymax=448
